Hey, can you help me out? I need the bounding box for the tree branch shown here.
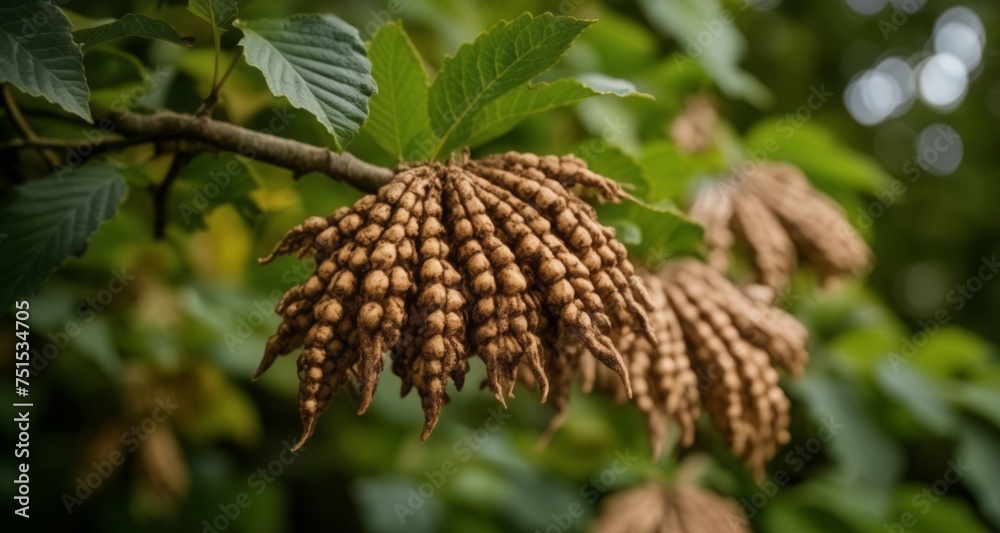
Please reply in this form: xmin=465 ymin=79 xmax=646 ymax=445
xmin=0 ymin=136 xmax=156 ymax=154
xmin=0 ymin=111 xmax=396 ymax=193
xmin=152 ymin=152 xmax=193 ymax=239
xmin=113 ymin=111 xmax=394 ymax=193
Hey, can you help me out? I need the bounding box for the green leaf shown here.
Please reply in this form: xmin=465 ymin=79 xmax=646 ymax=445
xmin=892 ymin=483 xmax=993 ymax=533
xmin=574 ymin=9 xmax=658 ymax=78
xmin=908 ymin=326 xmax=994 ymax=379
xmin=73 ymin=14 xmax=194 ymax=49
xmin=957 ymin=422 xmax=1000 ymax=530
xmin=948 ymin=385 xmax=1000 ymax=431
xmin=576 ymin=144 xmax=703 ymax=261
xmin=638 ymin=140 xmax=724 ymax=202
xmin=574 ymin=142 xmax=649 ymax=198
xmin=0 ymin=0 xmax=91 ymax=121
xmin=0 ymin=162 xmax=126 ymax=310
xmin=604 ymin=220 xmax=642 ymax=246
xmin=791 ymin=374 xmax=904 ymax=501
xmin=187 ymin=0 xmax=238 ymax=30
xmin=237 ymin=15 xmax=376 ymax=152
xmin=365 ymin=22 xmax=434 ymax=162
xmin=875 ymin=360 xmax=957 ymax=434
xmin=574 ymin=73 xmax=652 ymax=99
xmin=829 ymin=326 xmax=901 ymax=373
xmin=744 ymin=119 xmax=892 ymax=192
xmin=637 ymin=0 xmax=771 ymax=107
xmin=428 ymin=13 xmax=593 ymax=159
xmin=172 ymin=153 xmax=260 ymax=231
xmin=466 ymin=76 xmax=650 ymax=149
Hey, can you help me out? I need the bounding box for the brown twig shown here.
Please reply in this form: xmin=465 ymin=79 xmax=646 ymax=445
xmin=0 ymin=136 xmax=156 ymax=154
xmin=113 ymin=111 xmax=394 ymax=192
xmin=152 ymin=152 xmax=194 ymax=239
xmin=1 ymin=111 xmax=395 ymax=193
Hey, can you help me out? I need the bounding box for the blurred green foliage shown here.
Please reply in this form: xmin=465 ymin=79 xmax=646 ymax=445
xmin=1 ymin=0 xmax=999 ymax=532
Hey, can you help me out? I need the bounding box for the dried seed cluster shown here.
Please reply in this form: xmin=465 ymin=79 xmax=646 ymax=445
xmin=668 ymin=95 xmax=719 ymax=155
xmin=593 ymin=482 xmax=751 ymax=533
xmin=689 ymin=162 xmax=870 ymax=295
xmin=538 ymin=259 xmax=807 ymax=477
xmin=258 ymin=152 xmax=652 ymax=448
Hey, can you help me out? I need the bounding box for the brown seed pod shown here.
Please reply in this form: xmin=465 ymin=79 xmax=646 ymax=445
xmin=135 ymin=425 xmax=190 ymax=513
xmin=592 ymin=482 xmax=751 ymax=533
xmin=688 ymin=182 xmax=735 ymax=274
xmin=550 ymin=259 xmax=806 ymax=477
xmin=689 ymin=162 xmax=870 ymax=295
xmin=258 ymin=153 xmax=650 ymax=449
xmin=668 ymin=94 xmax=720 ymax=155
xmin=661 ymin=260 xmax=802 ymax=476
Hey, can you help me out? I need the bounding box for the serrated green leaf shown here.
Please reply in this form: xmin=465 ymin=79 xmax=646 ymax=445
xmin=428 ymin=13 xmax=592 ymax=159
xmin=73 ymin=14 xmax=194 ymax=49
xmin=574 ymin=73 xmax=652 ymax=99
xmin=0 ymin=0 xmax=92 ymax=121
xmin=0 ymin=162 xmax=126 ymax=310
xmin=365 ymin=22 xmax=434 ymax=162
xmin=237 ymin=15 xmax=376 ymax=152
xmin=187 ymin=0 xmax=238 ymax=30
xmin=467 ymin=76 xmax=649 ymax=149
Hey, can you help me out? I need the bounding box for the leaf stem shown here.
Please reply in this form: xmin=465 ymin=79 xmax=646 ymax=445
xmin=1 ymin=84 xmax=60 ymax=166
xmin=211 ymin=28 xmax=221 ymax=89
xmin=196 ymin=46 xmax=243 ymax=117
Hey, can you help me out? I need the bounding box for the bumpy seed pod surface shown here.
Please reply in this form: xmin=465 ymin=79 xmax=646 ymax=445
xmin=545 ymin=259 xmax=807 ymax=477
xmin=661 ymin=260 xmax=803 ymax=476
xmin=258 ymin=153 xmax=651 ymax=449
xmin=689 ymin=162 xmax=870 ymax=296
xmin=592 ymin=482 xmax=751 ymax=533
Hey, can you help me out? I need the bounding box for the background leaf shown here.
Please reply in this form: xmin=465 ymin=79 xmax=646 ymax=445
xmin=0 ymin=161 xmax=126 ymax=310
xmin=170 ymin=153 xmax=261 ymax=231
xmin=0 ymin=0 xmax=92 ymax=121
xmin=428 ymin=13 xmax=593 ymax=158
xmin=636 ymin=0 xmax=771 ymax=107
xmin=73 ymin=14 xmax=194 ymax=50
xmin=639 ymin=140 xmax=723 ymax=202
xmin=957 ymin=423 xmax=1000 ymax=530
xmin=237 ymin=15 xmax=377 ymax=151
xmin=187 ymin=0 xmax=238 ymax=30
xmin=467 ymin=76 xmax=650 ymax=148
xmin=576 ymin=144 xmax=703 ymax=260
xmin=875 ymin=360 xmax=957 ymax=434
xmin=744 ymin=119 xmax=892 ymax=192
xmin=364 ymin=22 xmax=434 ymax=162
